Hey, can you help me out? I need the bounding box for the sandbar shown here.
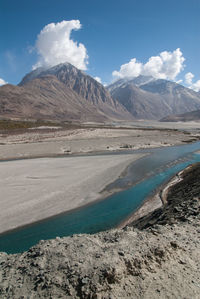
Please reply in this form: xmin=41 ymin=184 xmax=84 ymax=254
xmin=0 ymin=153 xmax=145 ymax=234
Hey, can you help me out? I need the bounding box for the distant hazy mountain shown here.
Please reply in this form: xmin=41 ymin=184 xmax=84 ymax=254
xmin=108 ymin=76 xmax=200 ymax=120
xmin=160 ymin=109 xmax=200 ymax=122
xmin=108 ymin=75 xmax=155 ymax=92
xmin=0 ymin=63 xmax=132 ymax=122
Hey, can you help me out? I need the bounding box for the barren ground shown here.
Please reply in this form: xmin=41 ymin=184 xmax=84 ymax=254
xmin=0 ymin=121 xmax=200 ymax=160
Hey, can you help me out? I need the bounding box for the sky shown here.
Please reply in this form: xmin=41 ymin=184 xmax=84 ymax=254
xmin=0 ymin=0 xmax=200 ymax=90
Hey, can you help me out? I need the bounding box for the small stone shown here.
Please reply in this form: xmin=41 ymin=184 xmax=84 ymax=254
xmin=81 ymin=277 xmax=89 ymax=285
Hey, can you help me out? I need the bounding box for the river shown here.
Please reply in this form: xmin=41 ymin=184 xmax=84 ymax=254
xmin=1 ymin=141 xmax=200 ymax=254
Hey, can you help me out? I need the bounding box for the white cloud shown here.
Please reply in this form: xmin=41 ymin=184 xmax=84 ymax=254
xmin=192 ymin=80 xmax=200 ymax=92
xmin=0 ymin=78 xmax=7 ymax=86
xmin=112 ymin=58 xmax=142 ymax=79
xmin=33 ymin=20 xmax=88 ymax=70
xmin=94 ymin=76 xmax=102 ymax=83
xmin=185 ymin=72 xmax=194 ymax=85
xmin=185 ymin=72 xmax=200 ymax=92
xmin=112 ymin=48 xmax=185 ymax=81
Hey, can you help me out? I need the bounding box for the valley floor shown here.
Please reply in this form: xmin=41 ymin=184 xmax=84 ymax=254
xmin=0 ymin=120 xmax=200 ymax=160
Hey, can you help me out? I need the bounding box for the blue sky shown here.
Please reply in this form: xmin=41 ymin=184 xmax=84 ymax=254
xmin=0 ymin=0 xmax=199 ymax=90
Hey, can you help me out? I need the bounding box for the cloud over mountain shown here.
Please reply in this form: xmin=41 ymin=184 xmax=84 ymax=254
xmin=0 ymin=78 xmax=7 ymax=86
xmin=33 ymin=20 xmax=88 ymax=70
xmin=185 ymin=72 xmax=200 ymax=92
xmin=94 ymin=76 xmax=102 ymax=83
xmin=112 ymin=48 xmax=185 ymax=81
xmin=185 ymin=72 xmax=194 ymax=85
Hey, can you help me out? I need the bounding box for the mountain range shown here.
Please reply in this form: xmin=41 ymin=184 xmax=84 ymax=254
xmin=1 ymin=63 xmax=200 ymax=122
xmin=108 ymin=76 xmax=200 ymax=120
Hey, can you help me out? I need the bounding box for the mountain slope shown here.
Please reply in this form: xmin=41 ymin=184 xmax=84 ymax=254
xmin=140 ymin=79 xmax=200 ymax=114
xmin=19 ymin=63 xmax=132 ymax=121
xmin=108 ymin=75 xmax=155 ymax=93
xmin=160 ymin=109 xmax=200 ymax=122
xmin=0 ymin=76 xmax=107 ymax=121
xmin=0 ymin=63 xmax=133 ymax=122
xmin=108 ymin=76 xmax=200 ymax=120
xmin=108 ymin=83 xmax=171 ymax=119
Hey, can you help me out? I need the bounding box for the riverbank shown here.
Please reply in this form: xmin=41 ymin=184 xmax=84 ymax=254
xmin=118 ymin=163 xmax=196 ymax=228
xmin=0 ymin=153 xmax=146 ymax=234
xmin=118 ymin=193 xmax=163 ymax=228
xmin=125 ymin=162 xmax=200 ymax=229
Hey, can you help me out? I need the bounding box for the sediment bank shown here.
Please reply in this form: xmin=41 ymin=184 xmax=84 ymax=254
xmin=0 ymin=153 xmax=145 ymax=234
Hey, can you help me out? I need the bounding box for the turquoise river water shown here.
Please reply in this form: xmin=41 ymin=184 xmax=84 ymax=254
xmin=1 ymin=141 xmax=200 ymax=254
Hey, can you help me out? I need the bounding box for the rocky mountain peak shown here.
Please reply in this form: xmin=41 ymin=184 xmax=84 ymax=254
xmin=107 ymin=75 xmax=155 ymax=93
xmin=19 ymin=62 xmax=82 ymax=86
xmin=19 ymin=62 xmax=128 ymax=111
xmin=0 ymin=62 xmax=132 ymax=122
xmin=129 ymin=75 xmax=155 ymax=86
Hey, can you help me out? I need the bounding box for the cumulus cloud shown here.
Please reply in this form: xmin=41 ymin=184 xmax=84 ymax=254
xmin=112 ymin=48 xmax=185 ymax=81
xmin=112 ymin=58 xmax=142 ymax=79
xmin=185 ymin=72 xmax=200 ymax=92
xmin=0 ymin=78 xmax=7 ymax=86
xmin=94 ymin=76 xmax=102 ymax=84
xmin=33 ymin=20 xmax=88 ymax=70
xmin=192 ymin=81 xmax=200 ymax=92
xmin=185 ymin=72 xmax=194 ymax=85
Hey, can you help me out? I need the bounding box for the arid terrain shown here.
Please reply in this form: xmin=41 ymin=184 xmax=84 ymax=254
xmin=1 ymin=120 xmax=200 ymax=160
xmin=1 ymin=2 xmax=199 ymax=298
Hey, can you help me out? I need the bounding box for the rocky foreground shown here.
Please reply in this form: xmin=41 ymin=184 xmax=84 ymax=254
xmin=0 ymin=164 xmax=200 ymax=299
